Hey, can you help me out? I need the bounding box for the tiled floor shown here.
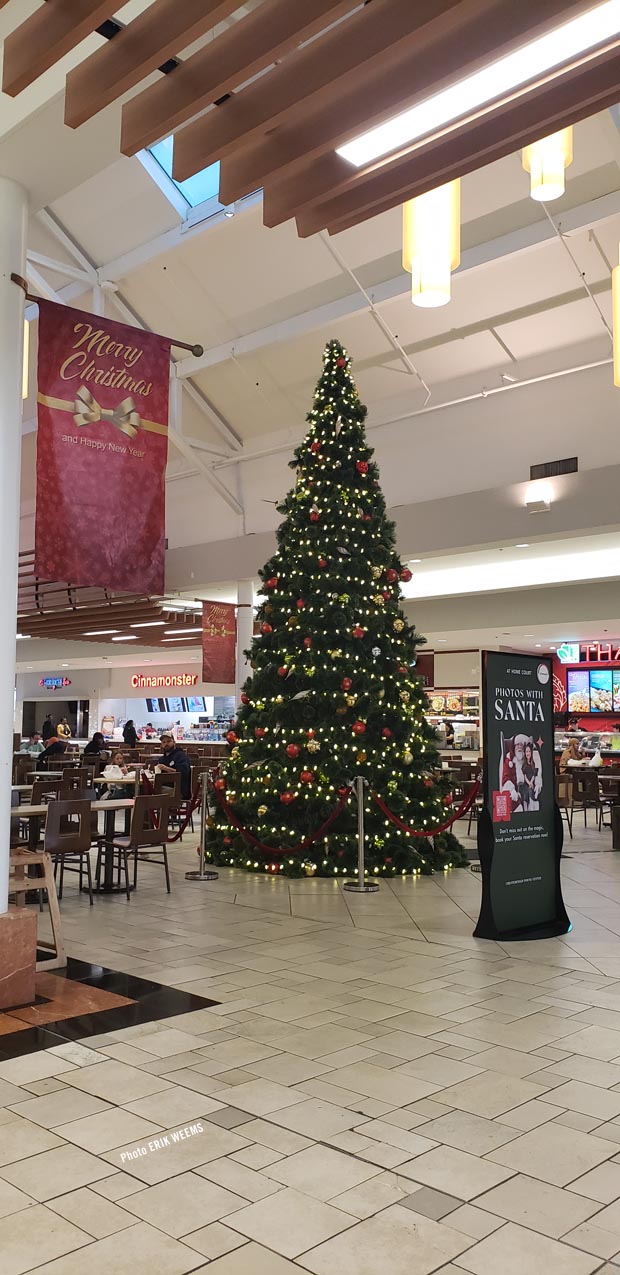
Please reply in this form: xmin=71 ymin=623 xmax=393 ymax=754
xmin=6 ymin=822 xmax=620 ymax=1271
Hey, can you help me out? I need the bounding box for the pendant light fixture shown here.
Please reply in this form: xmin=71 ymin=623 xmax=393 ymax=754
xmin=402 ymin=179 xmax=460 ymax=308
xmin=522 ymin=128 xmax=573 ymax=201
xmin=613 ymin=250 xmax=620 ymax=388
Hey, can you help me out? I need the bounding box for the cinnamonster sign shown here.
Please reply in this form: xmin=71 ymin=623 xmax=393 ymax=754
xmin=35 ymin=300 xmax=171 ymax=593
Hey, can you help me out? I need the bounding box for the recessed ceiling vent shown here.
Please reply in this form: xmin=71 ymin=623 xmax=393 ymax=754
xmin=530 ymin=457 xmax=578 ymax=480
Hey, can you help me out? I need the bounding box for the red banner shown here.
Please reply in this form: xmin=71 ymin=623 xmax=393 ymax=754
xmin=202 ymin=602 xmax=237 ymax=684
xmin=35 ymin=300 xmax=171 ymax=594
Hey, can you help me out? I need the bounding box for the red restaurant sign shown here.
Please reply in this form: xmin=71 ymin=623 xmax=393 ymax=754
xmin=202 ymin=602 xmax=237 ymax=684
xmin=35 ymin=300 xmax=171 ymax=594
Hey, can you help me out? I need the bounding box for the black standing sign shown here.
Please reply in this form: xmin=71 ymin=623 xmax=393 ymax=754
xmin=474 ymin=651 xmax=570 ymax=941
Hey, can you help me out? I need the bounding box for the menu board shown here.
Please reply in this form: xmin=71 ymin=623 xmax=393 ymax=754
xmin=567 ymin=669 xmax=590 ymax=713
xmin=187 ymin=696 xmax=206 ymax=712
xmin=614 ymin=671 xmax=620 ymax=713
xmin=590 ymin=669 xmax=613 ymax=713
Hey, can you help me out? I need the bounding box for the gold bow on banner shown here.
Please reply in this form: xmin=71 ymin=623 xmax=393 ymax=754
xmin=73 ymin=385 xmax=141 ymax=438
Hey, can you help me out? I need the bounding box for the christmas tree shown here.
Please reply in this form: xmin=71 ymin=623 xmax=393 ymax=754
xmin=207 ymin=339 xmax=468 ymax=878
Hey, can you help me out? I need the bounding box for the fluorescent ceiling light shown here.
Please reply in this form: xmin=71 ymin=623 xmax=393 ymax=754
xmin=164 ymin=628 xmax=203 ymax=636
xmin=515 ymin=543 xmax=530 ymax=548
xmin=16 ymin=634 xmax=31 ymax=640
xmin=130 ymin=621 xmax=167 ymax=628
xmin=410 ymin=558 xmax=422 ymax=563
xmin=338 ymin=1 xmax=620 ymax=166
xmin=111 ymin=635 xmax=138 ymax=642
xmin=162 ymin=636 xmax=200 ymax=642
xmin=84 ymin=629 xmax=120 ymax=636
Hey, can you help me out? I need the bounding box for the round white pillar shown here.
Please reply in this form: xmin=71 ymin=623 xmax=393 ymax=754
xmin=236 ymin=580 xmax=254 ymax=706
xmin=0 ymin=177 xmax=27 ymax=913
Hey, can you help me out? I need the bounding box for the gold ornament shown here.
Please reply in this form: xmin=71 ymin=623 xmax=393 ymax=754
xmin=371 ymin=566 xmax=382 ymax=579
xmin=345 ymin=694 xmax=356 ymax=706
xmin=206 ymin=816 xmax=215 ymax=827
xmin=307 ymin=667 xmax=316 ymax=678
xmin=393 ymin=618 xmax=405 ymax=632
xmin=400 ymin=690 xmax=410 ymax=703
xmin=328 ymin=648 xmax=343 ymax=659
xmin=356 ymin=750 xmax=367 ymax=763
xmin=230 ymin=747 xmax=240 ymax=760
xmin=288 ymin=616 xmax=298 ymax=627
xmin=275 ymin=694 xmax=284 ymax=703
xmin=263 ymin=775 xmax=272 ymax=786
xmin=304 ymin=863 xmax=317 ymax=876
xmin=306 ymin=739 xmax=320 ymax=753
xmin=403 ymin=751 xmax=413 ymax=765
xmin=373 ymin=593 xmax=385 ymax=606
xmin=336 ymin=706 xmax=347 ymax=715
xmin=257 ymin=805 xmax=268 ymax=816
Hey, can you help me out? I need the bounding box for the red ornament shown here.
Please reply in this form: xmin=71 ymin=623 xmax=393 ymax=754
xmin=352 ymin=721 xmax=366 ymax=736
xmin=265 ymin=576 xmax=278 ymax=589
xmin=400 ymin=567 xmax=413 ymax=582
xmin=385 ymin=568 xmax=398 ymax=584
xmin=382 ymin=590 xmax=391 ymax=602
xmin=336 ymin=357 xmax=346 ymax=367
xmin=398 ymin=665 xmax=408 ymax=675
xmin=223 ymin=836 xmax=231 ymax=846
xmin=300 ymin=770 xmax=314 ymax=784
xmin=338 ymin=786 xmax=350 ymax=797
xmin=280 ymin=791 xmax=296 ymax=804
xmin=352 ymin=625 xmax=365 ymax=639
xmin=296 ymin=598 xmax=305 ymax=610
xmin=310 ymin=511 xmax=320 ymax=523
xmin=306 ymin=729 xmax=315 ymax=738
xmin=303 ymin=636 xmax=312 ymax=649
xmin=277 ymin=666 xmax=289 ymax=677
xmin=356 ymin=460 xmax=368 ymax=474
xmin=385 ymin=857 xmax=393 ymax=865
xmin=240 ymin=693 xmax=250 ymax=705
xmin=423 ymin=777 xmax=435 ymax=788
xmin=364 ymin=514 xmax=372 ymax=522
xmin=445 ymin=793 xmax=453 ymax=806
xmin=226 ymin=731 xmax=237 ymax=744
xmin=341 ymin=677 xmax=352 ymax=691
xmin=382 ymin=727 xmax=392 ymax=739
xmin=310 ymin=440 xmax=321 ymax=453
xmin=214 ymin=778 xmax=226 ymax=792
xmin=261 ymin=622 xmax=273 ymax=634
xmin=255 ymin=727 xmax=266 ymax=738
xmin=286 ymin=744 xmax=301 ymax=758
xmin=317 ymin=557 xmax=327 ymax=568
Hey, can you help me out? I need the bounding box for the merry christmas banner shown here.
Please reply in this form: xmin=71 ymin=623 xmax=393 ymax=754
xmin=202 ymin=602 xmax=237 ymax=684
xmin=35 ymin=300 xmax=171 ymax=594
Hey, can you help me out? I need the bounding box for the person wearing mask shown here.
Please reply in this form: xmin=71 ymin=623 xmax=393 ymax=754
xmin=123 ymin=719 xmax=138 ymax=748
xmin=36 ymin=738 xmax=67 ymax=771
xmin=41 ymin=713 xmax=54 ymax=742
xmin=84 ymin=732 xmax=108 ymax=757
xmin=57 ymin=718 xmax=71 ymax=740
xmin=559 ymin=737 xmax=582 ymax=773
xmin=20 ymin=731 xmax=44 ymax=755
xmin=156 ymin=731 xmax=191 ymax=798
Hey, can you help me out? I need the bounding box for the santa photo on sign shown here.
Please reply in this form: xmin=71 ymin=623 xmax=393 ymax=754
xmin=499 ymin=732 xmax=543 ymax=814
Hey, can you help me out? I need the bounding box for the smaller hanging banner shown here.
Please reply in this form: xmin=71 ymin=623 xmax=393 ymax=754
xmin=202 ymin=602 xmax=237 ymax=684
xmin=35 ymin=300 xmax=171 ymax=594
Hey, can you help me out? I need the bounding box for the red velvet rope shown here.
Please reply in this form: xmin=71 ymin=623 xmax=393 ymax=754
xmin=371 ymin=780 xmax=481 ymax=837
xmin=167 ymin=784 xmax=203 ymax=843
xmin=215 ymin=786 xmax=353 ymax=856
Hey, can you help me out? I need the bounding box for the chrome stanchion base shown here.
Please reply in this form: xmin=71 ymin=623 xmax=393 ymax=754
xmin=343 ymin=881 xmax=380 ymax=893
xmin=185 ymin=869 xmax=219 ymax=881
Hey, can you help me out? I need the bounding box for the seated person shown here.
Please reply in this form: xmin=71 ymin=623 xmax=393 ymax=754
xmin=102 ymin=750 xmax=131 ymax=798
xmin=156 ymin=731 xmax=191 ymax=799
xmin=559 ymin=737 xmax=582 ymax=772
xmin=36 ymin=738 xmax=67 ymax=771
xmin=19 ymin=731 xmax=44 ymax=755
xmin=84 ymin=731 xmax=109 ymax=758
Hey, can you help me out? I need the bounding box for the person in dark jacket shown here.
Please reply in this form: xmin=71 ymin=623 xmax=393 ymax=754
xmin=123 ymin=720 xmax=138 ymax=747
xmin=41 ymin=713 xmax=54 ymax=742
xmin=156 ymin=732 xmax=191 ymax=798
xmin=84 ymin=732 xmax=107 ymax=757
xmin=36 ymin=738 xmax=66 ymax=771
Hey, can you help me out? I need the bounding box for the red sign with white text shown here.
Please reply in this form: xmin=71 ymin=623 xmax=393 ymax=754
xmin=202 ymin=602 xmax=237 ymax=684
xmin=35 ymin=300 xmax=171 ymax=593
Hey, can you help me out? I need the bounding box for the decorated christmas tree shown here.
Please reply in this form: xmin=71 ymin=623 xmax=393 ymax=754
xmin=207 ymin=339 xmax=467 ymax=878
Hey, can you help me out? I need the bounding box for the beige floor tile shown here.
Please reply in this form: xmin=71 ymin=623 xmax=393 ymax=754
xmin=357 ymin=1032 xmax=441 ymax=1062
xmin=122 ymin=1170 xmax=247 ymax=1236
xmin=463 ymin=1046 xmax=549 ymax=1078
xmin=543 ymin=1079 xmax=620 ymax=1120
xmin=2 ymin=1142 xmax=116 ymax=1201
xmin=488 ymin=1123 xmax=619 ymax=1186
xmin=0 ymin=1202 xmax=90 ymax=1275
xmin=102 ymin=1120 xmax=250 ymax=1184
xmin=197 ymin=1039 xmax=281 ymax=1069
xmin=496 ymin=1099 xmax=561 ymax=1131
xmin=270 ymin=1025 xmax=375 ymax=1058
xmin=205 ymin=1241 xmax=309 ymax=1272
xmin=265 ymin=1144 xmax=381 ymax=1200
xmin=268 ymin=1098 xmax=362 ymax=1139
xmin=0 ymin=1079 xmax=30 ymax=1108
xmin=96 ymin=1043 xmax=160 ymax=1068
xmin=30 ymin=1220 xmax=206 ymax=1274
xmin=0 ymin=1178 xmax=36 ymax=1221
xmin=547 ymin=1055 xmax=620 ymax=1088
xmin=444 ymin=1205 xmax=505 ymax=1240
xmin=321 ymin=1061 xmax=440 ymax=1106
xmin=420 ymin=1110 xmax=519 ymax=1155
xmin=298 ymin=1203 xmax=472 ymax=1275
xmin=556 ymin=1026 xmax=620 ymax=1061
xmin=244 ymin=1054 xmax=331 ymax=1085
xmin=0 ymin=1054 xmax=76 ymax=1085
xmin=553 ymin=1111 xmax=601 ymax=1133
xmin=329 ymin=1173 xmax=409 ymax=1218
xmin=182 ymin=1220 xmax=248 ymax=1259
xmin=562 ymin=1220 xmax=620 ymax=1259
xmin=196 ymin=1156 xmax=283 ymax=1201
xmin=46 ymin=1186 xmax=136 ymax=1239
xmin=398 ymin=1056 xmax=483 ymax=1088
xmin=434 ymin=1072 xmax=549 ymax=1118
xmin=230 ymin=1144 xmax=282 ymax=1168
xmin=211 ymin=1078 xmax=309 ymax=1116
xmin=351 ymin=1118 xmax=437 ymax=1157
xmin=62 ymin=1060 xmax=173 ymax=1104
xmin=571 ymin=1161 xmax=620 ymax=1203
xmin=8 ymin=1089 xmax=111 ymax=1129
xmin=121 ymin=1087 xmax=223 ymax=1126
xmin=476 ymin=1173 xmax=599 ymax=1237
xmin=234 ymin=1118 xmax=312 ymax=1155
xmin=454 ymin=1220 xmax=601 ymax=1275
xmin=22 ymin=1079 xmax=68 ymax=1097
xmin=89 ymin=1173 xmax=146 ymax=1201
xmin=588 ymin=1197 xmax=620 ymax=1235
xmin=55 ymin=1108 xmax=162 ymax=1154
xmin=224 ymin=1186 xmax=354 ymax=1258
xmin=156 ymin=1067 xmax=228 ymax=1094
xmin=396 ymin=1144 xmax=514 ymax=1200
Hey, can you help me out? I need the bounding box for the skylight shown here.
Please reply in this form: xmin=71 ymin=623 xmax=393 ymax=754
xmin=148 ymin=136 xmax=221 ymax=209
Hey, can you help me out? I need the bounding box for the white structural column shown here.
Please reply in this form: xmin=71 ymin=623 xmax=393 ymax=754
xmin=0 ymin=178 xmax=27 ymax=914
xmin=236 ymin=580 xmax=254 ymax=706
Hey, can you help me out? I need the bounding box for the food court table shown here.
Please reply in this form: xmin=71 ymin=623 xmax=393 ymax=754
xmin=16 ymin=798 xmax=135 ymax=893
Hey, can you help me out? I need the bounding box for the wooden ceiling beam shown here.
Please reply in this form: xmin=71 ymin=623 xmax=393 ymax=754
xmin=2 ymin=0 xmax=120 ymax=96
xmin=64 ymin=0 xmax=242 ymax=129
xmin=173 ymin=0 xmax=468 ymax=180
xmin=120 ymin=0 xmax=355 ymax=157
xmin=217 ymin=0 xmax=603 ymax=204
xmin=294 ymin=48 xmax=620 ymax=236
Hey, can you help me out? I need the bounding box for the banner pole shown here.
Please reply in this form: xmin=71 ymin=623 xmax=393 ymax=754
xmin=185 ymin=771 xmax=219 ymax=882
xmin=344 ymin=776 xmax=379 ymax=893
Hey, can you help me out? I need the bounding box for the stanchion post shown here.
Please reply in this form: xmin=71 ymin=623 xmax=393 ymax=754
xmin=344 ymin=775 xmax=379 ymax=893
xmin=185 ymin=771 xmax=219 ymax=882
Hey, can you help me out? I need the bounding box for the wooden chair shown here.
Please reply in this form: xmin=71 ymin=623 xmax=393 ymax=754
xmin=13 ymin=754 xmax=32 ymax=784
xmin=555 ymin=773 xmax=573 ymax=839
xmin=61 ymin=768 xmax=93 ymax=794
xmin=31 ymin=778 xmax=63 ymax=805
xmin=9 ymin=850 xmax=66 ymax=969
xmin=80 ymin=755 xmax=103 ymax=779
xmin=570 ymin=769 xmax=604 ymax=829
xmin=44 ymin=798 xmax=95 ymax=905
xmin=97 ymin=794 xmax=172 ymax=898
